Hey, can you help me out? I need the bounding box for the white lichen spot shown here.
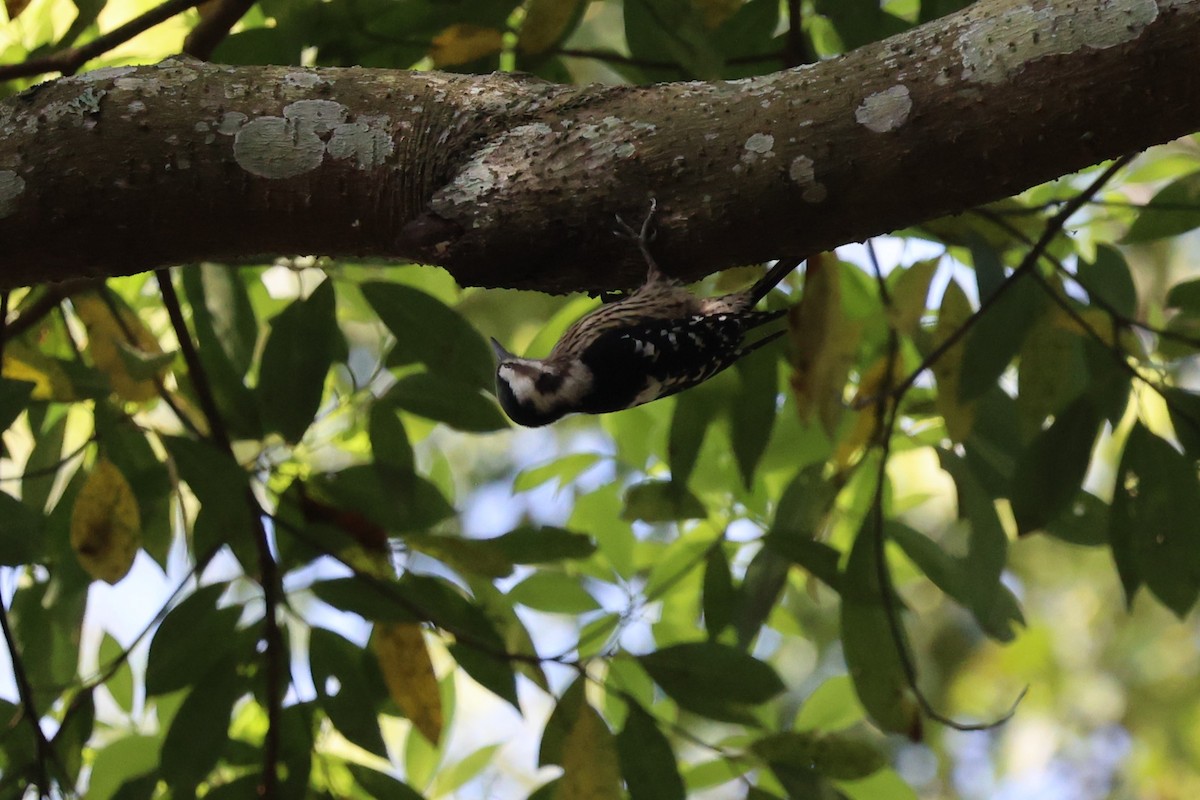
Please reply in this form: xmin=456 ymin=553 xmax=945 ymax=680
xmin=115 ymin=77 xmax=162 ymax=95
xmin=327 ymin=122 xmax=396 ymax=169
xmin=225 ymin=84 xmax=248 ymax=100
xmin=234 ymin=116 xmax=326 ymax=179
xmin=741 ymin=132 xmax=775 ymax=165
xmin=283 ymin=99 xmax=348 ymax=134
xmin=957 ymin=0 xmax=1158 ymax=84
xmin=218 ymin=111 xmax=248 ymax=135
xmin=284 ymin=71 xmax=327 ymax=88
xmin=127 ymin=100 xmax=146 ymax=114
xmin=193 ymin=121 xmax=209 ymax=133
xmin=0 ymin=170 xmax=26 ymax=219
xmin=788 ymin=155 xmax=827 ymax=203
xmin=745 ymin=133 xmax=775 ymax=154
xmin=77 ymin=65 xmax=136 ymax=82
xmin=855 ymin=85 xmax=912 ymax=133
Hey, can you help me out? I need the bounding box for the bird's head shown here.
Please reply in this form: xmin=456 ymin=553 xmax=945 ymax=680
xmin=491 ymin=338 xmax=584 ymax=427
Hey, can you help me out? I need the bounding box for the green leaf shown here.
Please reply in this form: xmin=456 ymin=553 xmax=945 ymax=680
xmin=385 ymin=372 xmax=508 ymax=432
xmin=508 ymin=572 xmax=599 ymax=614
xmin=179 ymin=266 xmax=262 ymax=439
xmin=795 ymin=676 xmax=864 ymax=732
xmin=99 ymin=632 xmax=135 ymax=713
xmin=307 ymin=464 xmax=454 ymax=533
xmin=703 ymin=544 xmax=735 ymax=637
xmin=617 ymin=703 xmax=686 ymax=800
xmin=638 ymin=642 xmax=784 ymax=721
xmin=1043 ymin=492 xmax=1110 ymax=547
xmin=370 ymin=402 xmax=416 ymax=477
xmin=624 ymin=0 xmax=723 ymax=79
xmin=938 ymin=451 xmax=1016 ymax=637
xmin=161 ymin=435 xmax=255 ymax=565
xmin=1008 ymin=395 xmax=1103 ymax=535
xmin=733 ymin=546 xmax=791 ymax=648
xmin=752 ymin=728 xmax=887 ymax=781
xmin=350 ymin=765 xmax=426 ymax=800
xmin=85 ymin=735 xmax=161 ymax=800
xmin=959 ymin=271 xmax=1045 ymax=401
xmin=0 ymin=491 xmax=44 ymax=566
xmin=1079 ymin=245 xmax=1137 ymax=317
xmin=1111 ymin=423 xmax=1200 ymax=616
xmin=488 ymin=526 xmax=596 ymax=564
xmin=668 ymin=389 xmax=717 ymax=487
xmin=889 ymin=521 xmax=1023 ymax=642
xmin=364 ymin=281 xmax=495 ymax=391
xmin=160 ymin=660 xmax=242 ymax=795
xmin=10 ymin=581 xmax=86 ymax=708
xmin=621 ymin=480 xmax=707 ymax=522
xmin=310 ymin=577 xmax=420 ymax=623
xmin=1164 ymin=388 xmax=1200 ymax=459
xmin=449 ymin=639 xmax=520 ymax=710
xmin=839 ymin=517 xmax=922 ymax=739
xmin=256 ymin=279 xmax=342 ymax=442
xmin=0 ymin=377 xmax=33 ymax=436
xmin=22 ymin=409 xmax=68 ymax=515
xmin=1122 ymin=170 xmax=1200 ymax=243
xmin=731 ymin=349 xmax=779 ymax=486
xmin=969 ymin=233 xmax=1006 ymax=303
xmin=145 ymin=583 xmax=240 ymax=695
xmin=51 ymin=689 xmax=95 ymax=783
xmin=512 ymin=453 xmax=602 ymax=493
xmin=310 ymin=627 xmax=389 ymax=757
xmin=1165 ymin=277 xmax=1200 ymax=313
xmin=182 ymin=264 xmax=259 ymax=374
xmin=540 ymin=676 xmax=586 ymax=768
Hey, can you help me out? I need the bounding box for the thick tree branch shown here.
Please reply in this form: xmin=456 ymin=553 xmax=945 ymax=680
xmin=0 ymin=0 xmax=1196 ymax=291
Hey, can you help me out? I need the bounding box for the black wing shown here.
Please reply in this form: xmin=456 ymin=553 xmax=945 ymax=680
xmin=577 ymin=312 xmax=782 ymax=412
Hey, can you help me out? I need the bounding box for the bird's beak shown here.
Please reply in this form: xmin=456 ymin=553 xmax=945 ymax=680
xmin=490 ymin=337 xmax=514 ymax=362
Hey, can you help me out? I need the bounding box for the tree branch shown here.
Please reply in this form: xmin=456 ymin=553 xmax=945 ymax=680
xmin=0 ymin=0 xmax=1196 ymax=293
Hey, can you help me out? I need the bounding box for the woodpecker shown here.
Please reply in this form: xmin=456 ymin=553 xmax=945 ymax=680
xmin=492 ymin=202 xmax=806 ymax=427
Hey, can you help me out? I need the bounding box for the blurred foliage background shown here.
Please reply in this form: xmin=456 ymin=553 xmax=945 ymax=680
xmin=3 ymin=1 xmax=1200 ymax=799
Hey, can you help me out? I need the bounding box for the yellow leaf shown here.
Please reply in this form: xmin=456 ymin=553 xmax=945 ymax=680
xmin=70 ymin=459 xmax=141 ymax=584
xmin=372 ymin=622 xmax=443 ymax=744
xmin=886 ymin=258 xmax=938 ymax=337
xmin=931 ymin=280 xmax=977 ymax=443
xmin=2 ymin=341 xmax=73 ymax=401
xmin=835 ymin=356 xmax=894 ymax=468
xmin=789 ymin=254 xmax=862 ymax=434
xmin=72 ymin=292 xmax=166 ymax=403
xmin=429 ymin=24 xmax=504 ymax=67
xmin=518 ymin=0 xmax=583 ymax=55
xmin=554 ymin=702 xmax=622 ymax=800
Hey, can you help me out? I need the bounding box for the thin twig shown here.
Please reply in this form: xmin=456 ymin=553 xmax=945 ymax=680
xmin=181 ymin=0 xmax=256 ymax=60
xmin=866 ymin=242 xmax=1025 ymax=732
xmin=153 ymin=270 xmax=282 ymax=796
xmin=891 ymin=155 xmax=1137 ymax=401
xmin=0 ymin=0 xmax=206 ymax=82
xmin=784 ymin=0 xmax=810 ymax=68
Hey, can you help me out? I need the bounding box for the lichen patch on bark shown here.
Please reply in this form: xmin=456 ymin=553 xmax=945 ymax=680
xmin=0 ymin=171 xmax=25 ymax=219
xmin=855 ymin=85 xmax=912 ymax=132
xmin=956 ymin=0 xmax=1159 ymax=84
xmin=231 ymin=100 xmax=396 ymax=178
